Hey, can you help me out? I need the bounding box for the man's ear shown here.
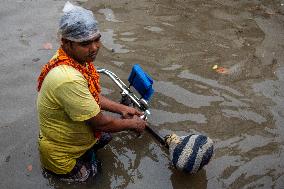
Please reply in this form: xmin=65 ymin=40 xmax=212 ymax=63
xmin=62 ymin=38 xmax=73 ymax=49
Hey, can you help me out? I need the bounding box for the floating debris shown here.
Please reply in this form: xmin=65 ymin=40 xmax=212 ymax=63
xmin=43 ymin=42 xmax=53 ymax=50
xmin=212 ymin=65 xmax=218 ymax=70
xmin=212 ymin=65 xmax=229 ymax=74
xmin=32 ymin=58 xmax=40 ymax=62
xmin=5 ymin=155 xmax=11 ymax=162
xmin=27 ymin=164 xmax=33 ymax=172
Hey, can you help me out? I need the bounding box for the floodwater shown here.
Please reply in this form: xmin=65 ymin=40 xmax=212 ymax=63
xmin=0 ymin=0 xmax=284 ymax=189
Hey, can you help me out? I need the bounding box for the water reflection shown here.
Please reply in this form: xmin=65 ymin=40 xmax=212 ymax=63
xmin=120 ymin=32 xmax=135 ymax=36
xmin=171 ymin=169 xmax=207 ymax=189
xmin=222 ymin=109 xmax=266 ymax=124
xmin=154 ymin=81 xmax=223 ymax=108
xmin=100 ymin=29 xmax=130 ymax=53
xmin=215 ymin=134 xmax=275 ymax=153
xmin=223 ymin=153 xmax=282 ymax=187
xmin=98 ymin=8 xmax=121 ymax=22
xmin=206 ymin=155 xmax=243 ymax=188
xmin=161 ymin=22 xmax=174 ymax=27
xmin=162 ymin=64 xmax=182 ymax=71
xmin=178 ymin=70 xmax=243 ymax=96
xmin=96 ymin=132 xmax=173 ymax=189
xmin=110 ymin=60 xmax=124 ymax=67
xmin=253 ymin=76 xmax=284 ymax=138
xmin=144 ymin=26 xmax=163 ymax=33
xmin=219 ymin=94 xmax=249 ymax=107
xmin=119 ymin=37 xmax=137 ymax=42
xmin=148 ymin=108 xmax=207 ymax=126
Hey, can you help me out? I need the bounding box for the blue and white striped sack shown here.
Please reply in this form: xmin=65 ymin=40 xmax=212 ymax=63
xmin=165 ymin=134 xmax=214 ymax=173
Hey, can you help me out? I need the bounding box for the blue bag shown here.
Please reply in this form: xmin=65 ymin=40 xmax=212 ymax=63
xmin=128 ymin=64 xmax=154 ymax=101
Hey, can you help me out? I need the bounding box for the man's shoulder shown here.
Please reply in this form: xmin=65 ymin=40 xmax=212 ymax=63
xmin=47 ymin=65 xmax=85 ymax=83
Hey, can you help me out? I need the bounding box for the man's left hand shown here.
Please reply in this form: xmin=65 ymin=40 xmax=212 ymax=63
xmin=121 ymin=106 xmax=143 ymax=119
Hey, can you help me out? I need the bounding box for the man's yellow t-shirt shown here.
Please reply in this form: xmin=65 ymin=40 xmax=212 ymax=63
xmin=37 ymin=65 xmax=100 ymax=174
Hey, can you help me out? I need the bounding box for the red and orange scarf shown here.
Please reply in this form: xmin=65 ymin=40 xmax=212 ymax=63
xmin=37 ymin=48 xmax=101 ymax=104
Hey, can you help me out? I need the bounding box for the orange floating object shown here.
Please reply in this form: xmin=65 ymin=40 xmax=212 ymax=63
xmin=216 ymin=67 xmax=229 ymax=74
xmin=43 ymin=42 xmax=53 ymax=50
xmin=27 ymin=164 xmax=32 ymax=172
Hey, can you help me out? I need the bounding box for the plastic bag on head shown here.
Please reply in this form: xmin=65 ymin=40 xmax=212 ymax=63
xmin=62 ymin=1 xmax=78 ymax=12
xmin=58 ymin=1 xmax=100 ymax=42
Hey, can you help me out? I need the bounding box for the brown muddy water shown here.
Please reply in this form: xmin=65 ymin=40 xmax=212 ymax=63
xmin=0 ymin=0 xmax=284 ymax=189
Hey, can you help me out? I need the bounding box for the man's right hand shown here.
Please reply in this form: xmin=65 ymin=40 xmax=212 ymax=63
xmin=130 ymin=115 xmax=147 ymax=133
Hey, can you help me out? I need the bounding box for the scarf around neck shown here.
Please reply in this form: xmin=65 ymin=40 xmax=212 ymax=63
xmin=37 ymin=47 xmax=101 ymax=104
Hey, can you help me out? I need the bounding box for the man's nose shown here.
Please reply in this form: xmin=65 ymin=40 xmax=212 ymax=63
xmin=91 ymin=41 xmax=100 ymax=51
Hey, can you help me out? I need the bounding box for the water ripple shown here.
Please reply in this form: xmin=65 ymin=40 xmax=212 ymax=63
xmin=98 ymin=8 xmax=122 ymax=22
xmin=222 ymin=109 xmax=266 ymax=124
xmin=148 ymin=109 xmax=207 ymax=126
xmin=154 ymin=81 xmax=223 ymax=108
xmin=178 ymin=70 xmax=244 ymax=96
xmin=101 ymin=29 xmax=130 ymax=53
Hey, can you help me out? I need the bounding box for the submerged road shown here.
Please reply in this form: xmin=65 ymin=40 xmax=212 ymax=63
xmin=0 ymin=0 xmax=284 ymax=188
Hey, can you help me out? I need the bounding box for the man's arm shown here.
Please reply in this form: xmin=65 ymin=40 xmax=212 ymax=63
xmin=86 ymin=112 xmax=146 ymax=133
xmin=53 ymin=75 xmax=145 ymax=132
xmin=99 ymin=95 xmax=143 ymax=118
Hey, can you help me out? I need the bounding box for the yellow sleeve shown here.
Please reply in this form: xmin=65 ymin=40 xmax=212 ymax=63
xmin=54 ymin=79 xmax=100 ymax=122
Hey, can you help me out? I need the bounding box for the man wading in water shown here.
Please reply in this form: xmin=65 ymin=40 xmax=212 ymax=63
xmin=36 ymin=2 xmax=146 ymax=182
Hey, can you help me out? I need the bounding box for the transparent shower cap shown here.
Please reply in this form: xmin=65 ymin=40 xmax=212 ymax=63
xmin=58 ymin=1 xmax=100 ymax=42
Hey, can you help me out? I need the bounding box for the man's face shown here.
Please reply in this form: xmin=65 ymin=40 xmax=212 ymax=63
xmin=64 ymin=34 xmax=101 ymax=64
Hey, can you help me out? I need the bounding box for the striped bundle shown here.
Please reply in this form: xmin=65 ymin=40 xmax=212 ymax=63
xmin=165 ymin=133 xmax=214 ymax=173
